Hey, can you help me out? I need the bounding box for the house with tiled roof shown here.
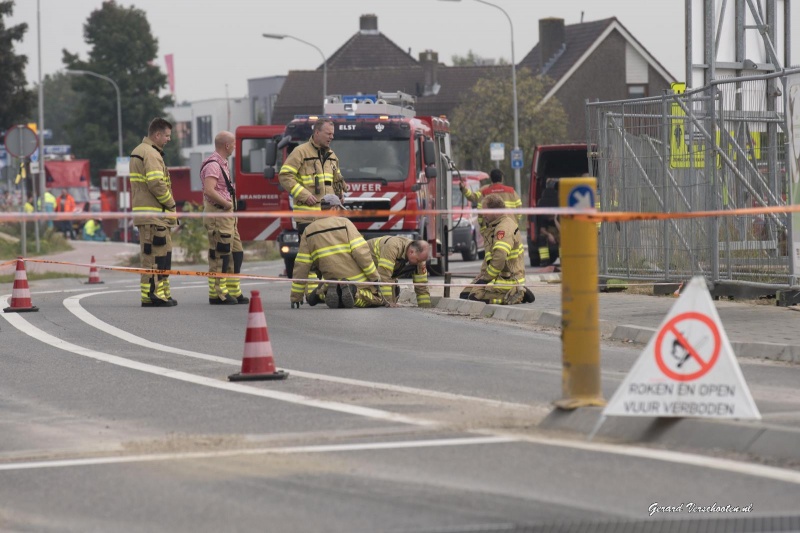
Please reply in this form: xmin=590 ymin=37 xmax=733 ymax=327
xmin=519 ymin=17 xmax=675 ymax=140
xmin=270 ymin=14 xmax=675 ymax=142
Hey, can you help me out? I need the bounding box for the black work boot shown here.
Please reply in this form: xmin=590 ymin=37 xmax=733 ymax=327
xmin=522 ymin=287 xmax=536 ymax=303
xmin=307 ymin=289 xmax=322 ymax=307
xmin=324 ymin=286 xmax=340 ymax=309
xmin=339 ymin=283 xmax=356 ymax=309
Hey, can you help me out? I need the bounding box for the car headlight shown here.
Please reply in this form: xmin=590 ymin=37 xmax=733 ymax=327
xmin=282 ymin=233 xmax=300 ymax=243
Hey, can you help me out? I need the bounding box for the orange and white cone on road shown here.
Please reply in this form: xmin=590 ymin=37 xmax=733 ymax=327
xmin=228 ymin=290 xmax=288 ymax=381
xmin=4 ymin=258 xmax=39 ymax=313
xmin=673 ymin=282 xmax=684 ymax=297
xmin=85 ymin=255 xmax=104 ymax=284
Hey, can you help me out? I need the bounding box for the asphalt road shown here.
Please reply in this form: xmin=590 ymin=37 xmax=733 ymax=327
xmin=2 ymin=260 xmax=800 ymax=532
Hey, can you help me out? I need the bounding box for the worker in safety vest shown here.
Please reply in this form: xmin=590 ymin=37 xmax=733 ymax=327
xmin=460 ymin=168 xmax=522 ymax=238
xmin=82 ymin=218 xmax=107 ymax=241
xmin=290 ymin=195 xmax=384 ymax=309
xmin=56 ymin=190 xmax=77 ymax=239
xmin=465 ymin=194 xmax=535 ymax=305
xmin=367 ymin=236 xmax=431 ymax=308
xmin=38 ymin=190 xmax=57 ymax=229
xmin=130 ymin=117 xmax=177 ymax=307
xmin=278 ymin=118 xmax=346 ymax=236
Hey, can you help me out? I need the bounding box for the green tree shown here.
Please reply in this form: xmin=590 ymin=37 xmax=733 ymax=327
xmin=37 ymin=72 xmax=79 ymax=145
xmin=0 ymin=0 xmax=33 ymax=128
xmin=451 ymin=50 xmax=508 ymax=67
xmin=62 ymin=0 xmax=178 ymax=183
xmin=450 ymin=68 xmax=568 ymax=200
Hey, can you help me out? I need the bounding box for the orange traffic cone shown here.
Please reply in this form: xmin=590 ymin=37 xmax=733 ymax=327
xmin=228 ymin=290 xmax=288 ymax=381
xmin=4 ymin=258 xmax=39 ymax=313
xmin=85 ymin=255 xmax=104 ymax=284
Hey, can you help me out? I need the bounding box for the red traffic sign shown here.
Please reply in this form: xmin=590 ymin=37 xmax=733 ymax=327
xmin=4 ymin=124 xmax=38 ymax=158
xmin=654 ymin=312 xmax=721 ymax=381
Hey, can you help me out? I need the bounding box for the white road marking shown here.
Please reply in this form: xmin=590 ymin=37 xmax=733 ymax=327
xmin=0 ymin=436 xmax=517 ymax=471
xmin=4 ymin=291 xmax=800 ymax=485
xmin=63 ymin=290 xmax=535 ymax=410
xmin=0 ymin=306 xmax=438 ymax=429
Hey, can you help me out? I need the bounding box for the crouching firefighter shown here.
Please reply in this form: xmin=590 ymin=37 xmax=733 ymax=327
xmin=367 ymin=236 xmax=431 ymax=308
xmin=290 ymin=195 xmax=386 ymax=309
xmin=465 ymin=194 xmax=535 ymax=305
xmin=201 ymin=131 xmax=249 ymax=305
xmin=131 ymin=117 xmax=178 ymax=307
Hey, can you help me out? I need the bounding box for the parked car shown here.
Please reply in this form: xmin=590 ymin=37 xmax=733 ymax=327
xmin=451 ymin=170 xmax=489 ymax=261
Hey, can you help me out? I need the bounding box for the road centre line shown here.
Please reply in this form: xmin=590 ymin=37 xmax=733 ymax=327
xmin=6 ymin=293 xmax=800 ymax=484
xmin=63 ymin=290 xmax=536 ymax=411
xmin=0 ymin=305 xmax=438 ymax=428
xmin=0 ymin=436 xmax=517 ymax=472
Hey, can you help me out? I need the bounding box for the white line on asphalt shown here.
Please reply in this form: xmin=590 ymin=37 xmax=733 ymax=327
xmin=63 ymin=290 xmax=536 ymax=410
xmin=5 ymin=292 xmax=800 ymax=485
xmin=0 ymin=305 xmax=438 ymax=428
xmin=0 ymin=436 xmax=517 ymax=472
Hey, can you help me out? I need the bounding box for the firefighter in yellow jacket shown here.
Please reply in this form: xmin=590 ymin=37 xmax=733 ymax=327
xmin=290 ymin=195 xmax=384 ymax=309
xmin=367 ymin=236 xmax=431 ymax=308
xmin=130 ymin=117 xmax=177 ymax=307
xmin=279 ymin=118 xmax=346 ymax=236
xmin=461 ymin=168 xmax=522 ymax=239
xmin=466 ymin=194 xmax=535 ymax=305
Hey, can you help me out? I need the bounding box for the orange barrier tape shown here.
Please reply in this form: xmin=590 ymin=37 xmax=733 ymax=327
xmin=1 ymin=203 xmax=798 ymax=224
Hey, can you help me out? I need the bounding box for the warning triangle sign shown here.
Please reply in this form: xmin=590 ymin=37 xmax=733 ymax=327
xmin=604 ymin=276 xmax=760 ymax=420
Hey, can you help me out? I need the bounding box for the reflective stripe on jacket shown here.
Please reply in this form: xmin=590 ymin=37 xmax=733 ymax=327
xmin=367 ymin=236 xmax=430 ymax=305
xmin=278 ymin=138 xmax=346 ymax=224
xmin=481 ymin=214 xmax=525 ymax=286
xmin=290 ymin=216 xmax=378 ymax=301
xmin=130 ymin=137 xmax=176 ymax=227
xmin=462 ymin=183 xmax=522 ymax=228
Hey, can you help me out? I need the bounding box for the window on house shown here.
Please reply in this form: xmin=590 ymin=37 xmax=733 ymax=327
xmin=628 ymin=85 xmax=648 ymax=99
xmin=196 ymin=116 xmax=212 ymax=145
xmin=176 ymin=121 xmax=192 ymax=148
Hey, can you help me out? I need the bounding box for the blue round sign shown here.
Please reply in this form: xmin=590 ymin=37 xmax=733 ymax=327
xmin=568 ymin=185 xmax=595 ymax=208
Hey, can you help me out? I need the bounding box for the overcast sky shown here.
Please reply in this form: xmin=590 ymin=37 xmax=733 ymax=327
xmin=7 ymin=0 xmax=800 ymax=103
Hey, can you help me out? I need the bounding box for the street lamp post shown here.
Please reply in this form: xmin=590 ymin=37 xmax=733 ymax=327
xmin=65 ymin=69 xmax=126 ymax=242
xmin=263 ymin=33 xmax=327 ymax=107
xmin=439 ymin=0 xmax=521 ymax=197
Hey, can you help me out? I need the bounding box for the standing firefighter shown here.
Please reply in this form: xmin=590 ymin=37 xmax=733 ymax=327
xmin=290 ymin=195 xmax=384 ymax=309
xmin=201 ymin=131 xmax=249 ymax=305
xmin=466 ymin=194 xmax=535 ymax=305
xmin=278 ymin=118 xmax=346 ymax=237
xmin=130 ymin=117 xmax=177 ymax=307
xmin=367 ymin=236 xmax=431 ymax=308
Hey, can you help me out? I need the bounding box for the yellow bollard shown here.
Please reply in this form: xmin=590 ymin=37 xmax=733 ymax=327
xmin=555 ymin=177 xmax=605 ymax=409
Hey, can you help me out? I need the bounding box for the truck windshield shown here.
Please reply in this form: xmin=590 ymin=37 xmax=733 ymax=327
xmin=332 ymin=139 xmax=410 ymax=182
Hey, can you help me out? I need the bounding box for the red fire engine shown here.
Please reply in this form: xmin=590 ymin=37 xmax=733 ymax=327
xmin=238 ymin=91 xmax=453 ymax=275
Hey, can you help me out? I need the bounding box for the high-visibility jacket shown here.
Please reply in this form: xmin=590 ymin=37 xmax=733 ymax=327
xmin=24 ymin=202 xmax=34 ymax=213
xmin=480 ymin=214 xmax=525 ymax=286
xmin=367 ymin=236 xmax=430 ymax=306
xmin=57 ymin=193 xmax=76 ymax=213
xmin=130 ymin=136 xmax=176 ymax=227
xmin=279 ymin=138 xmax=346 ymax=225
xmin=83 ymin=219 xmax=101 ymax=237
xmin=38 ymin=191 xmax=57 ymax=210
xmin=462 ymin=182 xmax=522 ymax=232
xmin=290 ymin=216 xmax=379 ymax=303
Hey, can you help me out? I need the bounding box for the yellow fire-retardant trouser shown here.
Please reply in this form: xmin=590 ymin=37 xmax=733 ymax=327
xmin=469 ymin=277 xmax=526 ymax=305
xmin=138 ymin=224 xmax=172 ymax=303
xmin=204 ymin=203 xmax=244 ymax=301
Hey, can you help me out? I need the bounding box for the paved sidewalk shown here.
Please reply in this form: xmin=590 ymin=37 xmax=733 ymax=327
xmin=9 ymin=240 xmax=139 ymax=275
xmin=425 ymin=273 xmax=800 ymax=364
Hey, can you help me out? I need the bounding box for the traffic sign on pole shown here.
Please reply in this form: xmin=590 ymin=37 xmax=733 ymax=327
xmin=4 ymin=124 xmax=38 ymax=158
xmin=490 ymin=142 xmax=505 ymax=162
xmin=511 ymin=148 xmax=523 ymax=169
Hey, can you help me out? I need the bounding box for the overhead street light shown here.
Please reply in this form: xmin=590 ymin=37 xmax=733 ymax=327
xmin=263 ymin=33 xmax=327 ymax=106
xmin=439 ymin=0 xmax=521 ymax=197
xmin=65 ymin=69 xmax=127 ymax=242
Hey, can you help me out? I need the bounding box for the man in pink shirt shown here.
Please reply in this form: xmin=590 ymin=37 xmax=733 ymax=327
xmin=201 ymin=130 xmax=248 ymax=305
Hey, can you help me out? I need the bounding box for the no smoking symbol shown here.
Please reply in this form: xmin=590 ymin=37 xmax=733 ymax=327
xmin=655 ymin=312 xmax=721 ymax=381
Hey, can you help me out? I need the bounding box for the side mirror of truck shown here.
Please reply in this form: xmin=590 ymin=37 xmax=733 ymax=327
xmin=424 ymin=166 xmax=437 ymax=179
xmin=422 ymin=140 xmax=436 ymax=166
xmin=264 ymin=167 xmax=275 ymax=179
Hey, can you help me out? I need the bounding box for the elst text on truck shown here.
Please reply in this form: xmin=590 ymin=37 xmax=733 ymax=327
xmin=256 ymin=91 xmax=453 ymax=276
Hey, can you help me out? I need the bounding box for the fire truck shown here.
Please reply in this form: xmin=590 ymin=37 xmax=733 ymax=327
xmin=237 ymin=91 xmax=453 ymax=276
